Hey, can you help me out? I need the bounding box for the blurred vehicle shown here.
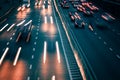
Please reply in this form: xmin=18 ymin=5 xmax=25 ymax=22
xmin=101 ymin=13 xmax=115 ymax=22
xmin=74 ymin=19 xmax=85 ymax=28
xmin=16 ymin=20 xmax=32 ymax=42
xmin=60 ymin=1 xmax=69 ymax=8
xmin=35 ymin=0 xmax=41 ymax=6
xmin=69 ymin=11 xmax=81 ymax=21
xmin=77 ymin=5 xmax=85 ymax=12
xmin=17 ymin=0 xmax=30 ymax=11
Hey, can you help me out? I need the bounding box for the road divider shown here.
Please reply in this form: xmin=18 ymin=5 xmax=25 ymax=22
xmin=13 ymin=47 xmax=22 ymax=66
xmin=0 ymin=47 xmax=9 ymax=65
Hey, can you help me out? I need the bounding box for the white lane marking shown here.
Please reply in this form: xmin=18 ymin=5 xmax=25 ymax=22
xmin=51 ymin=75 xmax=55 ymax=80
xmin=34 ymin=42 xmax=37 ymax=45
xmin=7 ymin=24 xmax=15 ymax=32
xmin=24 ymin=20 xmax=32 ymax=26
xmin=117 ymin=33 xmax=120 ymax=35
xmin=10 ymin=37 xmax=13 ymax=40
xmin=0 ymin=24 xmax=9 ymax=32
xmin=109 ymin=47 xmax=113 ymax=51
xmin=37 ymin=29 xmax=39 ymax=31
xmin=94 ymin=32 xmax=97 ymax=35
xmin=44 ymin=16 xmax=47 ymax=24
xmin=35 ymin=37 xmax=38 ymax=40
xmin=27 ymin=76 xmax=30 ymax=80
xmin=104 ymin=41 xmax=107 ymax=45
xmin=6 ymin=42 xmax=10 ymax=45
xmin=12 ymin=33 xmax=15 ymax=36
xmin=98 ymin=36 xmax=101 ymax=39
xmin=0 ymin=47 xmax=9 ymax=65
xmin=116 ymin=54 xmax=120 ymax=59
xmin=43 ymin=41 xmax=47 ymax=64
xmin=33 ymin=48 xmax=35 ymax=51
xmin=29 ymin=64 xmax=32 ymax=69
xmin=50 ymin=16 xmax=53 ymax=24
xmin=17 ymin=20 xmax=25 ymax=26
xmin=13 ymin=47 xmax=22 ymax=66
xmin=37 ymin=77 xmax=40 ymax=80
xmin=36 ymin=32 xmax=38 ymax=35
xmin=32 ymin=55 xmax=34 ymax=59
xmin=56 ymin=41 xmax=60 ymax=63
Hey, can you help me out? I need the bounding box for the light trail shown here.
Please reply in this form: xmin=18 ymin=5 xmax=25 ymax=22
xmin=51 ymin=75 xmax=55 ymax=80
xmin=13 ymin=47 xmax=22 ymax=66
xmin=44 ymin=16 xmax=47 ymax=23
xmin=50 ymin=16 xmax=53 ymax=24
xmin=0 ymin=24 xmax=9 ymax=32
xmin=24 ymin=20 xmax=32 ymax=26
xmin=0 ymin=47 xmax=9 ymax=65
xmin=7 ymin=24 xmax=15 ymax=32
xmin=43 ymin=41 xmax=47 ymax=64
xmin=56 ymin=41 xmax=61 ymax=63
xmin=17 ymin=20 xmax=26 ymax=26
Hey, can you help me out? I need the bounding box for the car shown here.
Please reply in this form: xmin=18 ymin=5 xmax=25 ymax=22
xmin=74 ymin=19 xmax=85 ymax=28
xmin=83 ymin=10 xmax=94 ymax=16
xmin=16 ymin=20 xmax=32 ymax=42
xmin=35 ymin=1 xmax=41 ymax=6
xmin=77 ymin=5 xmax=85 ymax=12
xmin=69 ymin=12 xmax=81 ymax=21
xmin=101 ymin=13 xmax=115 ymax=22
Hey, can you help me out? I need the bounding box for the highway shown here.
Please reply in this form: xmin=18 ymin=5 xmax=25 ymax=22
xmin=0 ymin=0 xmax=120 ymax=80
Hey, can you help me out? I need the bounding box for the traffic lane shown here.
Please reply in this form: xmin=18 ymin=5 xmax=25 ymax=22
xmin=59 ymin=5 xmax=120 ymax=80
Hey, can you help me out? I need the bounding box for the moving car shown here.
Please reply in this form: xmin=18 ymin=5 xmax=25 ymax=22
xmin=74 ymin=19 xmax=85 ymax=28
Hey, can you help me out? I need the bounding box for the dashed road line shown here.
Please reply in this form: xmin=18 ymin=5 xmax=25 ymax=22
xmin=34 ymin=42 xmax=37 ymax=45
xmin=33 ymin=48 xmax=36 ymax=51
xmin=98 ymin=36 xmax=102 ymax=40
xmin=104 ymin=41 xmax=107 ymax=45
xmin=37 ymin=77 xmax=40 ymax=80
xmin=27 ymin=76 xmax=30 ymax=80
xmin=10 ymin=37 xmax=13 ymax=40
xmin=29 ymin=64 xmax=32 ymax=69
xmin=6 ymin=42 xmax=10 ymax=45
xmin=109 ymin=47 xmax=113 ymax=51
xmin=116 ymin=54 xmax=120 ymax=59
xmin=35 ymin=37 xmax=38 ymax=40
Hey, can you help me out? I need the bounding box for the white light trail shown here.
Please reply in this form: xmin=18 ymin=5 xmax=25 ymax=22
xmin=0 ymin=24 xmax=9 ymax=32
xmin=7 ymin=24 xmax=15 ymax=32
xmin=43 ymin=41 xmax=47 ymax=64
xmin=56 ymin=41 xmax=60 ymax=63
xmin=44 ymin=16 xmax=47 ymax=24
xmin=17 ymin=20 xmax=25 ymax=26
xmin=0 ymin=47 xmax=9 ymax=65
xmin=13 ymin=47 xmax=22 ymax=66
xmin=50 ymin=16 xmax=53 ymax=24
xmin=24 ymin=20 xmax=32 ymax=26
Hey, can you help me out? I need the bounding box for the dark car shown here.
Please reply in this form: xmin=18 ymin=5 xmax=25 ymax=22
xmin=74 ymin=19 xmax=85 ymax=28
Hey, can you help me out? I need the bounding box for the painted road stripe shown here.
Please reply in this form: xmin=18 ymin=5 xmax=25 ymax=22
xmin=13 ymin=47 xmax=22 ymax=66
xmin=44 ymin=16 xmax=47 ymax=24
xmin=0 ymin=47 xmax=9 ymax=65
xmin=7 ymin=24 xmax=15 ymax=32
xmin=43 ymin=41 xmax=47 ymax=64
xmin=0 ymin=24 xmax=9 ymax=32
xmin=16 ymin=32 xmax=21 ymax=42
xmin=56 ymin=41 xmax=60 ymax=63
xmin=51 ymin=75 xmax=55 ymax=80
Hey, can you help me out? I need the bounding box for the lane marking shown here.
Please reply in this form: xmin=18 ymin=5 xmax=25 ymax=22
xmin=34 ymin=42 xmax=37 ymax=45
xmin=7 ymin=24 xmax=15 ymax=32
xmin=98 ymin=36 xmax=101 ymax=40
xmin=44 ymin=16 xmax=47 ymax=24
xmin=0 ymin=24 xmax=9 ymax=32
xmin=33 ymin=48 xmax=35 ymax=51
xmin=12 ymin=33 xmax=15 ymax=36
xmin=29 ymin=64 xmax=32 ymax=69
xmin=10 ymin=37 xmax=13 ymax=40
xmin=27 ymin=76 xmax=30 ymax=80
xmin=6 ymin=42 xmax=10 ymax=45
xmin=35 ymin=37 xmax=38 ymax=40
xmin=50 ymin=16 xmax=53 ymax=24
xmin=109 ymin=47 xmax=113 ymax=51
xmin=13 ymin=47 xmax=22 ymax=66
xmin=56 ymin=41 xmax=60 ymax=63
xmin=43 ymin=41 xmax=47 ymax=64
xmin=36 ymin=32 xmax=38 ymax=35
xmin=116 ymin=54 xmax=120 ymax=59
xmin=37 ymin=77 xmax=40 ymax=80
xmin=51 ymin=75 xmax=55 ymax=80
xmin=32 ymin=55 xmax=34 ymax=59
xmin=17 ymin=20 xmax=25 ymax=26
xmin=0 ymin=47 xmax=9 ymax=65
xmin=104 ymin=41 xmax=107 ymax=45
xmin=94 ymin=32 xmax=97 ymax=35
